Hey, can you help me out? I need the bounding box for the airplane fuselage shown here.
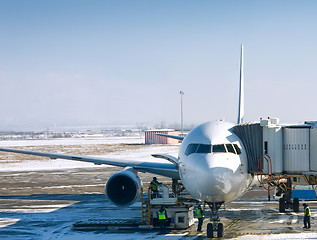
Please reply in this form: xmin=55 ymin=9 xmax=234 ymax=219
xmin=178 ymin=120 xmax=253 ymax=203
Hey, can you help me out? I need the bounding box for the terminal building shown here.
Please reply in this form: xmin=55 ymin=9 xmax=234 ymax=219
xmin=145 ymin=129 xmax=179 ymax=144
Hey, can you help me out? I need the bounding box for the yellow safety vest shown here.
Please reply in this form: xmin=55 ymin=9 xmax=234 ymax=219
xmin=305 ymin=206 xmax=311 ymax=216
xmin=150 ymin=180 xmax=158 ymax=191
xmin=158 ymin=210 xmax=166 ymax=220
xmin=196 ymin=209 xmax=204 ymax=218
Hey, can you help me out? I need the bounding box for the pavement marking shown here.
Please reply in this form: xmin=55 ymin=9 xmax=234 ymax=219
xmin=234 ymin=232 xmax=275 ymax=237
xmin=233 ymin=227 xmax=316 ymax=238
xmin=224 ymin=219 xmax=239 ymax=231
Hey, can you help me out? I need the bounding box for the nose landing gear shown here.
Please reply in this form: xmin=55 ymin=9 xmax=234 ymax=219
xmin=206 ymin=202 xmax=224 ymax=238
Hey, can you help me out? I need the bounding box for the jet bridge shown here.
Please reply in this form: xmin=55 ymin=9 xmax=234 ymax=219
xmin=235 ymin=118 xmax=317 ymax=213
xmin=234 ymin=119 xmax=317 ymax=176
xmin=233 ymin=122 xmax=263 ymax=173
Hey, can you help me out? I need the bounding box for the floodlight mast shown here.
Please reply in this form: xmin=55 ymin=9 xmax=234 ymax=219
xmin=237 ymin=44 xmax=244 ymax=124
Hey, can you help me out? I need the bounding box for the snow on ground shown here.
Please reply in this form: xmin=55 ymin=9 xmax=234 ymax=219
xmin=0 ymin=136 xmax=144 ymax=147
xmin=235 ymin=233 xmax=317 ymax=239
xmin=0 ymin=218 xmax=20 ymax=228
xmin=44 ymin=232 xmax=191 ymax=240
xmin=0 ymin=159 xmax=108 ymax=172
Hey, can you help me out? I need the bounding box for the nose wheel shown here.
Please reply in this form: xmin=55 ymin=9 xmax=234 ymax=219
xmin=207 ymin=222 xmax=223 ymax=238
xmin=206 ymin=202 xmax=224 ymax=238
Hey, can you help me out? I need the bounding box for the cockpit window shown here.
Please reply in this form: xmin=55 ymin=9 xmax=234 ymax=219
xmin=212 ymin=144 xmax=226 ymax=153
xmin=196 ymin=144 xmax=212 ymax=154
xmin=185 ymin=144 xmax=211 ymax=156
xmin=233 ymin=144 xmax=241 ymax=154
xmin=185 ymin=144 xmax=198 ymax=156
xmin=185 ymin=143 xmax=241 ymax=156
xmin=226 ymin=144 xmax=236 ymax=154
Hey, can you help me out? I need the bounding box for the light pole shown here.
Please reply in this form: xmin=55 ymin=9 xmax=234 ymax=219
xmin=179 ymin=91 xmax=184 ymax=135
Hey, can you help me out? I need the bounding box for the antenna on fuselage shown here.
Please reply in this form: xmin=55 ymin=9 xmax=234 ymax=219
xmin=237 ymin=44 xmax=244 ymax=124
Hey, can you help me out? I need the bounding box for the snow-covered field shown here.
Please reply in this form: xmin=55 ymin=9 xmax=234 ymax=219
xmin=1 ymin=136 xmax=317 ymax=239
xmin=0 ymin=136 xmax=145 ymax=147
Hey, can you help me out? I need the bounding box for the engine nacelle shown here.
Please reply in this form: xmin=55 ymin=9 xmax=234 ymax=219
xmin=105 ymin=168 xmax=142 ymax=207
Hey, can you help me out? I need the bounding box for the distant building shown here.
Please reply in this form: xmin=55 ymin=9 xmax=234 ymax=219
xmin=145 ymin=129 xmax=179 ymax=144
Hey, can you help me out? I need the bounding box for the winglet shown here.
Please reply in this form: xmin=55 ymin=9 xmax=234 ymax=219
xmin=237 ymin=44 xmax=244 ymax=124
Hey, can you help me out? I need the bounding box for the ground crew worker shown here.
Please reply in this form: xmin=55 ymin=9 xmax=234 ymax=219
xmin=157 ymin=205 xmax=168 ymax=234
xmin=149 ymin=177 xmax=161 ymax=198
xmin=303 ymin=203 xmax=311 ymax=229
xmin=196 ymin=205 xmax=204 ymax=232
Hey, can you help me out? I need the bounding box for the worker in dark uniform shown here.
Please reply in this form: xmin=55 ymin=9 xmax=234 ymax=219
xmin=303 ymin=203 xmax=311 ymax=229
xmin=149 ymin=177 xmax=161 ymax=198
xmin=196 ymin=205 xmax=204 ymax=232
xmin=157 ymin=205 xmax=168 ymax=234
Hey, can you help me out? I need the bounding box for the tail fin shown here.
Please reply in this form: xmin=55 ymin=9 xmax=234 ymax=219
xmin=237 ymin=44 xmax=244 ymax=124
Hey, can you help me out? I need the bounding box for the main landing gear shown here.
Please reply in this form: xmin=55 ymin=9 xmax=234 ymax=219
xmin=277 ymin=178 xmax=299 ymax=213
xmin=206 ymin=202 xmax=224 ymax=238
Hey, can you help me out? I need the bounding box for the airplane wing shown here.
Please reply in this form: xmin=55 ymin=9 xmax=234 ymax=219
xmin=155 ymin=133 xmax=184 ymax=141
xmin=0 ymin=147 xmax=180 ymax=180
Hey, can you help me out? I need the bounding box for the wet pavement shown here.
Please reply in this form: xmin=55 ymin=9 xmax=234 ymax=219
xmin=171 ymin=188 xmax=317 ymax=239
xmin=0 ymin=140 xmax=316 ymax=239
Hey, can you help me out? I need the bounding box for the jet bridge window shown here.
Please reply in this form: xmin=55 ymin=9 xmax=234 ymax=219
xmin=185 ymin=144 xmax=211 ymax=156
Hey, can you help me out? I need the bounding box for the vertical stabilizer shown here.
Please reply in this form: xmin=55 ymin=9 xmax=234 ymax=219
xmin=237 ymin=44 xmax=244 ymax=124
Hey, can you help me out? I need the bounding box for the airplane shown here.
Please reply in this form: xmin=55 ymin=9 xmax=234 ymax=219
xmin=0 ymin=45 xmax=257 ymax=238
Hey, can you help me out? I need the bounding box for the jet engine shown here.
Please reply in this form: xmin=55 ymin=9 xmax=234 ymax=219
xmin=105 ymin=168 xmax=142 ymax=207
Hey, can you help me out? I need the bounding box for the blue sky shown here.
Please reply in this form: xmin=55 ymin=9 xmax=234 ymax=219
xmin=0 ymin=1 xmax=317 ymax=130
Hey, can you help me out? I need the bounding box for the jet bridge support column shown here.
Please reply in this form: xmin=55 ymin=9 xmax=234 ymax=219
xmin=278 ymin=178 xmax=299 ymax=213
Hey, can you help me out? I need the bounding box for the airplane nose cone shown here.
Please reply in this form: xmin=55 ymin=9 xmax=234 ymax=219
xmin=181 ymin=154 xmax=245 ymax=203
xmin=199 ymin=167 xmax=234 ymax=200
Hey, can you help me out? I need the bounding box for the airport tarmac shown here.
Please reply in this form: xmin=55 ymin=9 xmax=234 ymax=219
xmin=1 ymin=137 xmax=317 ymax=239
